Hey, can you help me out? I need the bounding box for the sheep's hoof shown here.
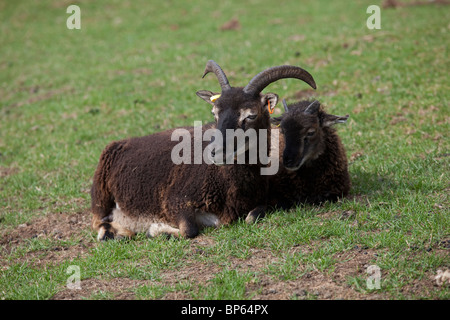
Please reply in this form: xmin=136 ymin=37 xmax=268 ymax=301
xmin=245 ymin=214 xmax=257 ymax=224
xmin=245 ymin=206 xmax=266 ymax=224
xmin=97 ymin=223 xmax=115 ymax=241
xmin=97 ymin=222 xmax=133 ymax=241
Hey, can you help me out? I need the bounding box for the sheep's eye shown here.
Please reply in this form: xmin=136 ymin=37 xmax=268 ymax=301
xmin=246 ymin=114 xmax=257 ymax=121
xmin=307 ymin=130 xmax=315 ymax=137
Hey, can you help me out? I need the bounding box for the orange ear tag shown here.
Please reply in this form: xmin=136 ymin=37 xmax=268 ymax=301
xmin=268 ymin=100 xmax=274 ymax=114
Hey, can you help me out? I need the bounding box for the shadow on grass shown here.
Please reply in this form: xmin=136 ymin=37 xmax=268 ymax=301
xmin=350 ymin=164 xmax=441 ymax=201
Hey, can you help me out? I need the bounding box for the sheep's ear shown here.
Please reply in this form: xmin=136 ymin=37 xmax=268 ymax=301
xmin=261 ymin=93 xmax=278 ymax=114
xmin=322 ymin=114 xmax=349 ymax=127
xmin=304 ymin=100 xmax=320 ymax=115
xmin=196 ymin=90 xmax=219 ymax=105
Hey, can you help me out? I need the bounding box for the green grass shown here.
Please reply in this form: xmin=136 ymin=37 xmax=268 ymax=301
xmin=0 ymin=0 xmax=449 ymax=300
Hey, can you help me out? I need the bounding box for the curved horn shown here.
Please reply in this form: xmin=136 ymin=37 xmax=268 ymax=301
xmin=282 ymin=99 xmax=289 ymax=112
xmin=243 ymin=65 xmax=316 ymax=96
xmin=202 ymin=60 xmax=231 ymax=91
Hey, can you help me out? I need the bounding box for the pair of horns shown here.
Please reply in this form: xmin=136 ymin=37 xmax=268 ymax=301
xmin=202 ymin=60 xmax=317 ymax=96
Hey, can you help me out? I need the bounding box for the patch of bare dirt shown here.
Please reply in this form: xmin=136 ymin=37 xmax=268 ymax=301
xmin=219 ymin=18 xmax=241 ymax=31
xmin=8 ymin=86 xmax=74 ymax=109
xmin=51 ymin=278 xmax=147 ymax=300
xmin=0 ymin=210 xmax=91 ymax=247
xmin=152 ymin=243 xmax=383 ymax=300
xmin=293 ymin=89 xmax=317 ymax=100
xmin=245 ymin=248 xmax=381 ymax=300
xmin=0 ymin=166 xmax=18 ymax=178
xmin=349 ymin=151 xmax=364 ymax=163
xmin=0 ymin=210 xmax=94 ymax=270
xmin=2 ymin=209 xmax=448 ymax=300
xmin=292 ymin=88 xmax=337 ymax=101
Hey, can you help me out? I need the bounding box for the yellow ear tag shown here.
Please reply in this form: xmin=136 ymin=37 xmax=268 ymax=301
xmin=210 ymin=94 xmax=221 ymax=102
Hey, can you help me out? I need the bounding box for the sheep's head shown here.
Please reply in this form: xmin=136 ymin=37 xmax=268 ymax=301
xmin=196 ymin=60 xmax=316 ymax=164
xmin=272 ymin=100 xmax=349 ymax=171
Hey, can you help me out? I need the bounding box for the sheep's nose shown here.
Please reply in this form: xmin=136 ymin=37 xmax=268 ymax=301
xmin=284 ymin=158 xmax=296 ymax=167
xmin=211 ymin=150 xmax=215 ymax=158
xmin=284 ymin=153 xmax=302 ymax=169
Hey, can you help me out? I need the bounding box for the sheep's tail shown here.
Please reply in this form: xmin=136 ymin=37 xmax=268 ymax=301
xmin=91 ymin=181 xmax=135 ymax=240
xmin=90 ymin=141 xmax=134 ymax=240
xmin=90 ymin=148 xmax=115 ymax=222
xmin=90 ymin=176 xmax=117 ymax=240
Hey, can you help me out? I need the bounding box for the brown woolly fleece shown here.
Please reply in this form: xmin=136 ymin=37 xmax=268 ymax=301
xmin=91 ymin=123 xmax=268 ymax=239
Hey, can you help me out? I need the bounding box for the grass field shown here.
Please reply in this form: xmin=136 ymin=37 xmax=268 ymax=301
xmin=0 ymin=0 xmax=449 ymax=300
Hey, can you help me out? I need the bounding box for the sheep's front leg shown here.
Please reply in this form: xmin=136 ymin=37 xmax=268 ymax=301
xmin=245 ymin=205 xmax=266 ymax=224
xmin=92 ymin=214 xmax=135 ymax=241
xmin=147 ymin=223 xmax=181 ymax=238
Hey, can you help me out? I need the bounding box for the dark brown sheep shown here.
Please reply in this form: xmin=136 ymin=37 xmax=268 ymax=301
xmin=90 ymin=61 xmax=316 ymax=240
xmin=269 ymin=100 xmax=351 ymax=209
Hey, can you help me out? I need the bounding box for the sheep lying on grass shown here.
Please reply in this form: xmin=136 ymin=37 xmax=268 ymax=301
xmin=269 ymin=99 xmax=351 ymax=209
xmin=90 ymin=61 xmax=316 ymax=240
